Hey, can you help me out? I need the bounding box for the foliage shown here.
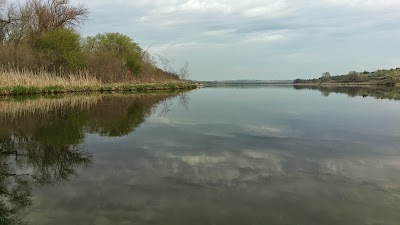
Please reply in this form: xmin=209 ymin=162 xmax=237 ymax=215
xmin=83 ymin=32 xmax=143 ymax=75
xmin=0 ymin=0 xmax=188 ymax=86
xmin=34 ymin=28 xmax=85 ymax=70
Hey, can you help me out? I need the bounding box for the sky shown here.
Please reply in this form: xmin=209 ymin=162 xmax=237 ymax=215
xmin=37 ymin=1 xmax=400 ymax=80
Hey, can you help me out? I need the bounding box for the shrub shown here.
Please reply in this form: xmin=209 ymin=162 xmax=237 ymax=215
xmin=83 ymin=32 xmax=143 ymax=75
xmin=0 ymin=43 xmax=37 ymax=70
xmin=34 ymin=28 xmax=85 ymax=70
xmin=85 ymin=52 xmax=131 ymax=83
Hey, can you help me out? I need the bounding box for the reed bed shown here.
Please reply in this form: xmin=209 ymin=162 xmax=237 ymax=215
xmin=0 ymin=67 xmax=197 ymax=96
xmin=0 ymin=67 xmax=101 ymax=87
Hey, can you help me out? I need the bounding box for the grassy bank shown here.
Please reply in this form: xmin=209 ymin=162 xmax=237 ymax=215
xmin=0 ymin=69 xmax=197 ymax=96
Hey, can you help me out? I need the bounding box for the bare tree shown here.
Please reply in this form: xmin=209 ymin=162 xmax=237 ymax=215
xmin=178 ymin=92 xmax=190 ymax=111
xmin=156 ymin=54 xmax=191 ymax=80
xmin=348 ymin=71 xmax=360 ymax=82
xmin=320 ymin=72 xmax=331 ymax=82
xmin=178 ymin=61 xmax=190 ymax=80
xmin=3 ymin=3 xmax=32 ymax=43
xmin=156 ymin=54 xmax=175 ymax=74
xmin=0 ymin=0 xmax=16 ymax=42
xmin=0 ymin=0 xmax=10 ymax=24
xmin=29 ymin=0 xmax=89 ymax=32
xmin=1 ymin=0 xmax=88 ymax=43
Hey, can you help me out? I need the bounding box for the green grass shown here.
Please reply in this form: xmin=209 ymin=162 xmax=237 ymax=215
xmin=0 ymin=83 xmax=197 ymax=96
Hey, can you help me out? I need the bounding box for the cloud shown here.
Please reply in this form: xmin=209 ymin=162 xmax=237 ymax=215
xmin=151 ymin=42 xmax=200 ymax=54
xmin=74 ymin=0 xmax=400 ymax=80
xmin=242 ymin=1 xmax=293 ymax=18
xmin=243 ymin=31 xmax=288 ymax=43
xmin=201 ymin=29 xmax=236 ymax=37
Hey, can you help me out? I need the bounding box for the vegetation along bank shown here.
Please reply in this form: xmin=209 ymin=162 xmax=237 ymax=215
xmin=0 ymin=0 xmax=194 ymax=95
xmin=294 ymin=68 xmax=400 ymax=86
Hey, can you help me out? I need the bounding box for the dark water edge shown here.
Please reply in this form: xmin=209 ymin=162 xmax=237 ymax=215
xmin=1 ymin=87 xmax=400 ymax=225
xmin=0 ymin=83 xmax=197 ymax=96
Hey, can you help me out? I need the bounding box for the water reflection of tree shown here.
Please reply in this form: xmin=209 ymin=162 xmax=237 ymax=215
xmin=0 ymin=93 xmax=189 ymax=224
xmin=178 ymin=92 xmax=190 ymax=112
xmin=0 ymin=134 xmax=91 ymax=224
xmin=158 ymin=92 xmax=190 ymax=117
xmin=294 ymin=85 xmax=400 ymax=100
xmin=84 ymin=95 xmax=165 ymax=136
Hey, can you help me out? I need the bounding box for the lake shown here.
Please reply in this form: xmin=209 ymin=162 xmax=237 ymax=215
xmin=1 ymin=86 xmax=400 ymax=225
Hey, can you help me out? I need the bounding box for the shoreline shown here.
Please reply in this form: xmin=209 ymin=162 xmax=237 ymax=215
xmin=293 ymin=82 xmax=399 ymax=87
xmin=201 ymin=82 xmax=399 ymax=87
xmin=0 ymin=82 xmax=198 ymax=96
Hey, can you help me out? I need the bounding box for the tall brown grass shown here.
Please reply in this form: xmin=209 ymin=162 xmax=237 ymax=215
xmin=0 ymin=67 xmax=101 ymax=87
xmin=0 ymin=44 xmax=37 ymax=70
xmin=0 ymin=44 xmax=182 ymax=85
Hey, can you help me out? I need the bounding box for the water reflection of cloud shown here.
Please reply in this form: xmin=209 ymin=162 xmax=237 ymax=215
xmin=199 ymin=131 xmax=236 ymax=138
xmin=148 ymin=117 xmax=199 ymax=127
xmin=27 ymin=133 xmax=400 ymax=225
xmin=28 ymin=142 xmax=400 ymax=225
xmin=320 ymin=157 xmax=400 ymax=189
xmin=143 ymin=146 xmax=287 ymax=186
xmin=240 ymin=124 xmax=302 ymax=138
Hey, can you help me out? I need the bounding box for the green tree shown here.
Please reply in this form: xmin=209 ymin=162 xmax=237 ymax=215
xmin=83 ymin=32 xmax=143 ymax=75
xmin=34 ymin=28 xmax=85 ymax=70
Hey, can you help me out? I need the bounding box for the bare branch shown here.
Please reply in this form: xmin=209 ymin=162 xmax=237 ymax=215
xmin=178 ymin=62 xmax=190 ymax=80
xmin=0 ymin=0 xmax=14 ymax=24
xmin=28 ymin=0 xmax=89 ymax=32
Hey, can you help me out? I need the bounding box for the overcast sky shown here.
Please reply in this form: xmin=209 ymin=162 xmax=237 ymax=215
xmin=73 ymin=0 xmax=399 ymax=80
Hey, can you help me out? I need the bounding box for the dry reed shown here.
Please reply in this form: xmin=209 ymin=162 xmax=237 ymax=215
xmin=0 ymin=67 xmax=101 ymax=87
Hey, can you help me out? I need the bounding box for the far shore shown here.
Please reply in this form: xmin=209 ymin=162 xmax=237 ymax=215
xmin=293 ymin=82 xmax=399 ymax=87
xmin=200 ymin=82 xmax=400 ymax=88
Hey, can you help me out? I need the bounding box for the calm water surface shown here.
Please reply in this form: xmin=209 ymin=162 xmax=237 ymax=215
xmin=1 ymin=86 xmax=400 ymax=225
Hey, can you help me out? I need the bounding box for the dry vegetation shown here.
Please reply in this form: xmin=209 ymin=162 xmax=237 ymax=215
xmin=0 ymin=0 xmax=192 ymax=94
xmin=0 ymin=67 xmax=100 ymax=87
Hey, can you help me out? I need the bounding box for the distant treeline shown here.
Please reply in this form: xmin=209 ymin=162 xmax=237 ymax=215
xmin=0 ymin=0 xmax=187 ymax=84
xmin=294 ymin=68 xmax=400 ymax=85
xmin=294 ymin=85 xmax=400 ymax=101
